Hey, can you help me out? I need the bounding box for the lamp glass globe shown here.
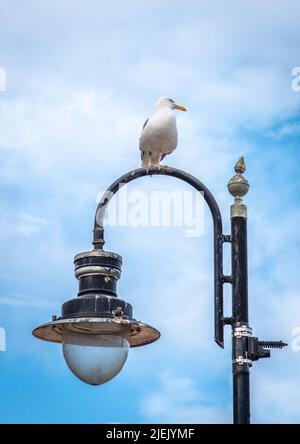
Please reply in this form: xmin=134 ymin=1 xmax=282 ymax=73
xmin=62 ymin=328 xmax=129 ymax=386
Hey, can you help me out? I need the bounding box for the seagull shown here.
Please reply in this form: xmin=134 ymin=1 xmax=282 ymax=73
xmin=139 ymin=97 xmax=187 ymax=169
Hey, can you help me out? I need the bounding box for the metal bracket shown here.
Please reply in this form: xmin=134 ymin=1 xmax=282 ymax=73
xmin=223 ymin=317 xmax=234 ymax=325
xmin=222 ymin=234 xmax=231 ymax=243
xmin=222 ymin=275 xmax=233 ymax=284
xmin=233 ymin=332 xmax=287 ymax=365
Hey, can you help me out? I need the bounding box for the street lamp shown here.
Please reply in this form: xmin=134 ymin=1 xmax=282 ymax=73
xmin=32 ymin=158 xmax=287 ymax=423
xmin=32 ymin=248 xmax=160 ymax=386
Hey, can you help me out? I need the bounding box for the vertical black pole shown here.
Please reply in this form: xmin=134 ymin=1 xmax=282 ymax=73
xmin=231 ymin=217 xmax=250 ymax=424
xmin=228 ymin=157 xmax=251 ymax=424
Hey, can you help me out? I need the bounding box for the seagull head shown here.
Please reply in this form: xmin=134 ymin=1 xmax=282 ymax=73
xmin=155 ymin=96 xmax=187 ymax=112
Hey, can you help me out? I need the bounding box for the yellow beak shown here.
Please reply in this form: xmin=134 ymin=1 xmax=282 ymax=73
xmin=174 ymin=104 xmax=187 ymax=111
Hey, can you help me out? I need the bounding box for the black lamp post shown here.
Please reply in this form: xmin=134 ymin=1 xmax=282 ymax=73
xmin=33 ymin=158 xmax=286 ymax=423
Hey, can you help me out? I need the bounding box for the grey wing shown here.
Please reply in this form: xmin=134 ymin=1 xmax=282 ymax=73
xmin=140 ymin=118 xmax=149 ymax=160
xmin=142 ymin=118 xmax=149 ymax=130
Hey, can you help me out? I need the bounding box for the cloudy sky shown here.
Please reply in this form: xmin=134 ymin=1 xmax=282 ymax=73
xmin=0 ymin=0 xmax=300 ymax=423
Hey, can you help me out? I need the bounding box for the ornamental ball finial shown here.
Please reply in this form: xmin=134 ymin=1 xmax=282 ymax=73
xmin=227 ymin=156 xmax=250 ymax=199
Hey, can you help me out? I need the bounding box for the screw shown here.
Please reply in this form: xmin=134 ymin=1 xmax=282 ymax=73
xmin=258 ymin=340 xmax=288 ymax=349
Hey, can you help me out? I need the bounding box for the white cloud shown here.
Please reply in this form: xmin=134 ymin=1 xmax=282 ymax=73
xmin=269 ymin=122 xmax=300 ymax=139
xmin=0 ymin=210 xmax=52 ymax=239
xmin=252 ymin=362 xmax=300 ymax=424
xmin=142 ymin=371 xmax=230 ymax=423
xmin=0 ymin=293 xmax=55 ymax=309
xmin=0 ymin=89 xmax=141 ymax=182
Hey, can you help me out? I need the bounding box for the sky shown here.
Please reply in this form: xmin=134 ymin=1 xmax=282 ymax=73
xmin=0 ymin=0 xmax=300 ymax=424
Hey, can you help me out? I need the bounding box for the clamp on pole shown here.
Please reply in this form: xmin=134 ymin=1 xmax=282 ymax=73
xmin=233 ymin=356 xmax=253 ymax=366
xmin=233 ymin=324 xmax=287 ymax=364
xmin=233 ymin=325 xmax=252 ymax=338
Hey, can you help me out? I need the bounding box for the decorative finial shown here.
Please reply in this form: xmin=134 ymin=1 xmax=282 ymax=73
xmin=235 ymin=156 xmax=246 ymax=174
xmin=227 ymin=156 xmax=250 ymax=218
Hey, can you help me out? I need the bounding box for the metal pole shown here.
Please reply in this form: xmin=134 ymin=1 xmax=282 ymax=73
xmin=231 ymin=217 xmax=250 ymax=423
xmin=228 ymin=157 xmax=251 ymax=424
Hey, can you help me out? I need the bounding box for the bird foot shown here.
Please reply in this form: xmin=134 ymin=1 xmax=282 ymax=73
xmin=148 ymin=164 xmax=168 ymax=171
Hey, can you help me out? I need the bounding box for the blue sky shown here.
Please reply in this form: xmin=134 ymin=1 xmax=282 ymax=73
xmin=0 ymin=0 xmax=300 ymax=423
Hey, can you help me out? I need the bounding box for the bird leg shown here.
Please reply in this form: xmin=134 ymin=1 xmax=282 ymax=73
xmin=141 ymin=151 xmax=150 ymax=169
xmin=148 ymin=151 xmax=162 ymax=169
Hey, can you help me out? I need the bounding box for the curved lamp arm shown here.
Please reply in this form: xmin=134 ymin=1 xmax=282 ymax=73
xmin=93 ymin=166 xmax=225 ymax=348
